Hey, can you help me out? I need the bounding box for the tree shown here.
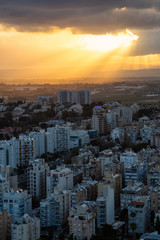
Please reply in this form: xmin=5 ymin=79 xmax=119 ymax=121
xmin=130 ymin=212 xmax=136 ymax=218
xmin=155 ymin=216 xmax=160 ymax=234
xmin=59 ymin=233 xmax=65 ymax=240
xmin=68 ymin=234 xmax=73 ymax=240
xmin=150 ymin=210 xmax=155 ymax=226
xmin=130 ymin=223 xmax=137 ymax=239
xmin=0 ymin=133 xmax=4 ymax=140
xmin=102 ymin=224 xmax=115 ymax=239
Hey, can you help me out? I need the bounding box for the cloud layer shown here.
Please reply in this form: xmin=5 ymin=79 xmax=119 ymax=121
xmin=0 ymin=0 xmax=160 ymax=33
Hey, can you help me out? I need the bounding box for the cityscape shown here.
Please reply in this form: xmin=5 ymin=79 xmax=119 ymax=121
xmin=1 ymin=0 xmax=160 ymax=240
xmin=1 ymin=89 xmax=160 ymax=240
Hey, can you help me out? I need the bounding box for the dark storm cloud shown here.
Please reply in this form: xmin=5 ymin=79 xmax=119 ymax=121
xmin=1 ymin=0 xmax=160 ymax=33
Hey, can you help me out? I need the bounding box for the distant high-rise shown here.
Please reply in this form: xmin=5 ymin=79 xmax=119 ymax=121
xmin=57 ymin=90 xmax=73 ymax=105
xmin=29 ymin=130 xmax=46 ymax=159
xmin=75 ymin=90 xmax=91 ymax=105
xmin=37 ymin=96 xmax=53 ymax=105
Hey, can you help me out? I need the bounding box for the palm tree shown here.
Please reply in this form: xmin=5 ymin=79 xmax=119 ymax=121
xmin=130 ymin=223 xmax=137 ymax=239
xmin=130 ymin=212 xmax=137 ymax=240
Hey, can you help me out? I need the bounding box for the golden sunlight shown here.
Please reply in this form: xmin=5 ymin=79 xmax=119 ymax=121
xmin=3 ymin=25 xmax=159 ymax=83
xmin=80 ymin=29 xmax=139 ymax=52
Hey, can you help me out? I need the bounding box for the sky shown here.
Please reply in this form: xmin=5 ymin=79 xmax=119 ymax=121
xmin=0 ymin=0 xmax=160 ymax=83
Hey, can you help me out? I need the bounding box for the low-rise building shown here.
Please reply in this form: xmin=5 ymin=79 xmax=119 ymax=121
xmin=120 ymin=182 xmax=147 ymax=210
xmin=147 ymin=166 xmax=160 ymax=187
xmin=120 ymin=150 xmax=138 ymax=169
xmin=46 ymin=167 xmax=73 ymax=197
xmin=71 ymin=181 xmax=98 ymax=207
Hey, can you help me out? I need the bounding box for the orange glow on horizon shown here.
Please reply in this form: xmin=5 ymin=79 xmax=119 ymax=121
xmin=0 ymin=25 xmax=160 ymax=83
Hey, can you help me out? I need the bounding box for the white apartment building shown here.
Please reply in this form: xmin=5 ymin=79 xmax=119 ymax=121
xmin=47 ymin=126 xmax=70 ymax=152
xmin=3 ymin=189 xmax=32 ymax=223
xmin=96 ymin=184 xmax=114 ymax=228
xmin=0 ymin=166 xmax=18 ymax=192
xmin=113 ymin=106 xmax=132 ymax=125
xmin=111 ymin=127 xmax=124 ymax=142
xmin=120 ymin=150 xmax=138 ymax=168
xmin=140 ymin=126 xmax=153 ymax=143
xmin=46 ymin=167 xmax=73 ymax=197
xmin=57 ymin=90 xmax=73 ymax=105
xmin=121 ymin=106 xmax=133 ymax=124
xmin=45 ymin=132 xmax=54 ymax=154
xmin=19 ymin=135 xmax=34 ymax=166
xmin=11 ymin=214 xmax=40 ymax=240
xmin=128 ymin=196 xmax=150 ymax=235
xmin=29 ymin=130 xmax=45 ymax=158
xmin=75 ymin=90 xmax=91 ymax=105
xmin=7 ymin=138 xmax=19 ymax=168
xmin=0 ymin=173 xmax=10 ymax=203
xmin=0 ymin=138 xmax=19 ymax=168
xmin=27 ymin=159 xmax=49 ymax=201
xmin=106 ymin=111 xmax=118 ymax=130
xmin=40 ymin=188 xmax=71 ymax=228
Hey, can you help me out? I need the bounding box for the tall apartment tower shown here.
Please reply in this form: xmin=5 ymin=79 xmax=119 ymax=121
xmin=0 ymin=173 xmax=10 ymax=203
xmin=92 ymin=106 xmax=106 ymax=135
xmin=19 ymin=135 xmax=34 ymax=166
xmin=57 ymin=90 xmax=73 ymax=105
xmin=96 ymin=184 xmax=114 ymax=228
xmin=27 ymin=159 xmax=50 ymax=201
xmin=75 ymin=90 xmax=91 ymax=105
xmin=29 ymin=130 xmax=45 ymax=159
xmin=0 ymin=138 xmax=19 ymax=168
